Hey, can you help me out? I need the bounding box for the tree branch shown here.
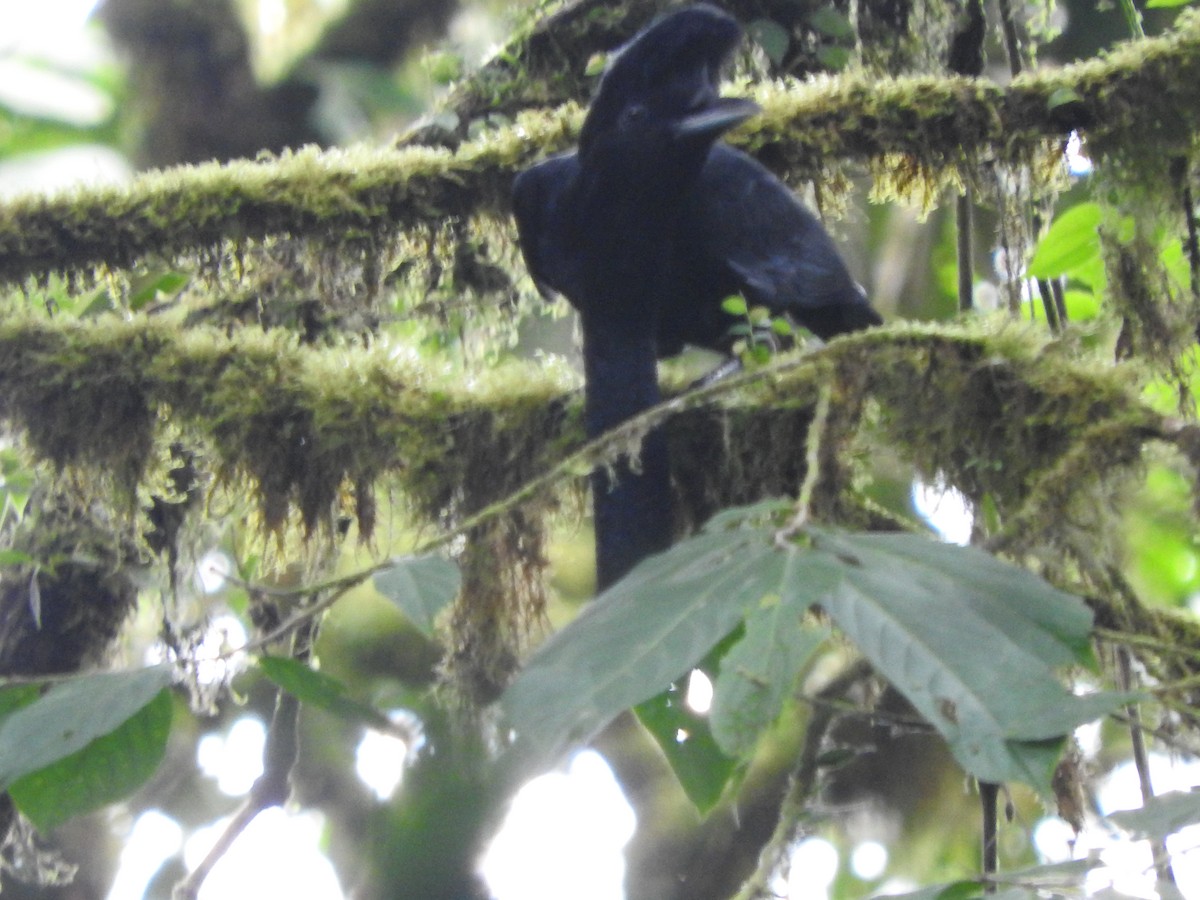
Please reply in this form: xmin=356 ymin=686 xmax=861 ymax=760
xmin=4 ymin=11 xmax=1200 ymax=282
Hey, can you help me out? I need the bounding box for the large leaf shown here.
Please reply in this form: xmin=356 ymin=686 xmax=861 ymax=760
xmin=808 ymin=530 xmax=1125 ymax=789
xmin=1109 ymin=790 xmax=1200 ymax=839
xmin=711 ymin=598 xmax=829 ymax=757
xmin=499 ymin=524 xmax=800 ymax=777
xmin=635 ymin=683 xmax=737 ymax=813
xmin=1026 ymin=202 xmax=1102 ymax=279
xmin=373 ymin=554 xmax=461 ymax=637
xmin=636 ymin=630 xmax=746 ymax=812
xmin=500 ymin=507 xmax=1120 ymax=794
xmin=0 ymin=666 xmax=173 ymax=787
xmin=9 ymin=689 xmax=173 ymax=830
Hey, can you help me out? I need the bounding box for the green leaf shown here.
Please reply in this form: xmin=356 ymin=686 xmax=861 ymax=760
xmin=585 ymin=52 xmax=608 ymax=77
xmin=721 ymin=295 xmax=748 ymax=315
xmin=258 ymin=656 xmax=393 ymax=731
xmin=816 ymin=46 xmax=852 ymax=71
xmin=808 ymin=7 xmax=856 ymax=39
xmin=0 ymin=684 xmax=41 ymax=721
xmin=10 ymin=689 xmax=172 ymax=830
xmin=636 ymin=628 xmax=745 ymax=811
xmin=1046 ymin=87 xmax=1082 ymax=110
xmin=0 ymin=550 xmax=32 ymax=567
xmin=373 ymin=554 xmax=461 ymax=637
xmin=807 ymin=529 xmax=1126 ymax=790
xmin=1062 ymin=288 xmax=1100 ymax=320
xmin=711 ymin=599 xmax=828 ymax=756
xmin=0 ymin=666 xmax=173 ymax=788
xmin=636 ymin=681 xmax=738 ymax=812
xmin=500 ymin=505 xmax=1120 ymax=795
xmin=500 ymin=524 xmax=801 ymax=777
xmin=872 ymin=880 xmax=985 ymax=900
xmin=746 ymin=19 xmax=790 ymax=66
xmin=128 ymin=270 xmax=188 ymax=311
xmin=1147 ymin=0 xmax=1193 ymax=8
xmin=1108 ymin=790 xmax=1200 ymax=839
xmin=747 ymin=344 xmax=772 ymax=365
xmin=1026 ymin=203 xmax=1102 ymax=279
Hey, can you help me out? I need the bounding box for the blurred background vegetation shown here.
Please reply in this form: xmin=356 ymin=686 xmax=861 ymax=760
xmin=3 ymin=0 xmax=1200 ymax=898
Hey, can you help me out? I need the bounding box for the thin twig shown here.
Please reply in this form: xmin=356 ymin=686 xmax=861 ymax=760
xmin=780 ymin=380 xmax=834 ymax=539
xmin=1116 ymin=646 xmax=1178 ymax=889
xmin=731 ymin=659 xmax=873 ymax=900
xmin=174 ymin=619 xmax=317 ymax=899
xmin=980 ymin=781 xmax=999 ymax=893
xmin=1118 ymin=0 xmax=1146 ymax=40
xmin=996 ymin=0 xmax=1024 ymax=78
xmin=957 ymin=192 xmax=975 ymax=312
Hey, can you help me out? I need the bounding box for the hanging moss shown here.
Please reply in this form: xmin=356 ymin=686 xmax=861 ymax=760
xmin=4 ymin=5 xmax=1200 ymax=709
xmin=4 ymin=14 xmax=1200 ymax=285
xmin=0 ymin=494 xmax=143 ymax=677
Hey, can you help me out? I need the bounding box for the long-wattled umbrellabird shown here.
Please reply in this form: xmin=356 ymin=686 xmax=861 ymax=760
xmin=512 ymin=4 xmax=880 ymax=590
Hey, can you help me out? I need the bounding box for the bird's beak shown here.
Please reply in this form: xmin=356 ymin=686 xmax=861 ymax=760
xmin=673 ymin=97 xmax=761 ymax=140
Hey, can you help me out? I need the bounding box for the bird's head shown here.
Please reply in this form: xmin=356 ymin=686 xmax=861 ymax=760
xmin=578 ymin=4 xmax=759 ymax=175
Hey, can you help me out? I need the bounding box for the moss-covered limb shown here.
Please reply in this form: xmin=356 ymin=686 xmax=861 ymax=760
xmin=403 ymin=0 xmax=958 ymax=151
xmin=746 ymin=8 xmax=1200 ymax=180
xmin=0 ymin=112 xmax=577 ymax=285
xmin=401 ymin=0 xmax=668 ymax=148
xmin=0 ymin=311 xmax=1168 ymax=549
xmin=6 ymin=13 xmax=1200 ymax=284
xmin=0 ymin=495 xmax=143 ymax=678
xmin=0 ymin=313 xmax=576 ymax=534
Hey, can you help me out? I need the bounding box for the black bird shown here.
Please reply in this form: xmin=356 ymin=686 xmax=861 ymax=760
xmin=512 ymin=4 xmax=880 ymax=589
xmin=514 ymin=4 xmax=758 ymax=591
xmin=514 ymin=14 xmax=880 ymax=360
xmin=518 ymin=141 xmax=880 ymax=358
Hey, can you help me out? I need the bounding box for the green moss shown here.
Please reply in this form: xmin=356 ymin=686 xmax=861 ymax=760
xmin=4 ymin=15 xmax=1200 ymax=284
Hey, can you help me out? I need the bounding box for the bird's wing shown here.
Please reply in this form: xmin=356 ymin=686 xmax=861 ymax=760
xmin=511 ymin=152 xmax=580 ymax=301
xmin=685 ymin=144 xmax=879 ymax=337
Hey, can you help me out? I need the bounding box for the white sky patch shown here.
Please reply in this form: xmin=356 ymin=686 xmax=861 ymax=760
xmin=106 ymin=809 xmax=184 ymax=900
xmin=184 ymin=807 xmax=343 ymax=900
xmin=356 ymin=728 xmax=408 ymax=800
xmin=481 ymin=750 xmax=636 ymax=900
xmin=195 ymin=613 xmax=250 ymax=685
xmin=0 ymin=0 xmax=101 ymax=56
xmin=257 ymin=0 xmax=287 ymax=36
xmin=685 ymin=669 xmax=714 ymax=715
xmin=196 ymin=549 xmax=234 ymax=594
xmin=142 ymin=611 xmax=249 ymax=686
xmin=198 ymin=716 xmax=266 ymax=796
xmin=0 ymin=145 xmax=130 ymax=199
xmin=911 ymin=479 xmax=973 ymax=545
xmin=354 ymin=709 xmax=424 ymax=802
xmin=783 ymin=837 xmax=839 ymax=900
xmin=0 ymin=58 xmax=113 ymax=124
xmin=1066 ymin=131 xmax=1093 ymax=178
xmin=851 ymin=840 xmax=888 ymax=880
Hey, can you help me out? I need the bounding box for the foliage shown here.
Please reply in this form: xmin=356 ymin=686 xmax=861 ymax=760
xmin=500 ymin=503 xmax=1126 ymax=798
xmin=4 ymin=1 xmax=1200 ymax=899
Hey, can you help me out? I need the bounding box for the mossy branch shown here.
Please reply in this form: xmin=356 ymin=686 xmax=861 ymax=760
xmin=4 ymin=13 xmax=1200 ymax=283
xmin=400 ymin=0 xmax=671 ymax=147
xmin=0 ymin=310 xmax=1181 ymax=546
